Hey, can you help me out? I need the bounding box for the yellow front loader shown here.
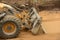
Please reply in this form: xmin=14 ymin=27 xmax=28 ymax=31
xmin=0 ymin=3 xmax=44 ymax=38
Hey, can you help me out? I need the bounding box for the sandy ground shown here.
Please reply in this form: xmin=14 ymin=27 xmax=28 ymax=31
xmin=0 ymin=31 xmax=60 ymax=40
xmin=39 ymin=9 xmax=60 ymax=33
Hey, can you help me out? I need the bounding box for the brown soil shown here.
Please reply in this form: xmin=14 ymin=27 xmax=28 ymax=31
xmin=39 ymin=9 xmax=60 ymax=33
xmin=2 ymin=31 xmax=60 ymax=40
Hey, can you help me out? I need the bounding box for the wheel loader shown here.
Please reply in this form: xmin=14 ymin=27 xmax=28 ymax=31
xmin=0 ymin=3 xmax=44 ymax=38
xmin=1 ymin=0 xmax=60 ymax=39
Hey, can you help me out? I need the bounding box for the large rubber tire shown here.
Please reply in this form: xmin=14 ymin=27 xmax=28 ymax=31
xmin=0 ymin=15 xmax=21 ymax=39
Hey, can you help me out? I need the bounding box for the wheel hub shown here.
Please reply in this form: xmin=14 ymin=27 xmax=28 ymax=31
xmin=2 ymin=22 xmax=16 ymax=35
